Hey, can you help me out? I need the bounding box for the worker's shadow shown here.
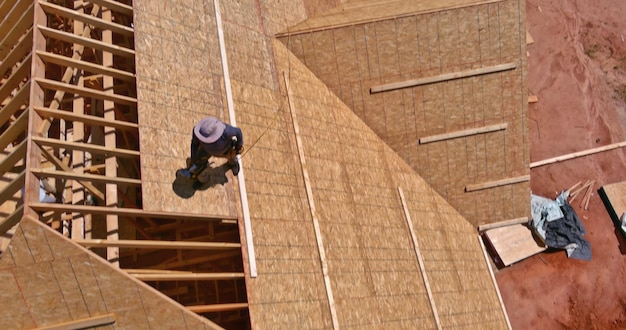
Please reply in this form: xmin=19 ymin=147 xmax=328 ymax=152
xmin=172 ymin=163 xmax=230 ymax=199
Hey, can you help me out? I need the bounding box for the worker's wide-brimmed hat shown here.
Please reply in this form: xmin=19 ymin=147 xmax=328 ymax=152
xmin=194 ymin=117 xmax=225 ymax=144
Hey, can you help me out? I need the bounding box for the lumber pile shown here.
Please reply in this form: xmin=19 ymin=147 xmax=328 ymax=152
xmin=567 ymin=180 xmax=595 ymax=210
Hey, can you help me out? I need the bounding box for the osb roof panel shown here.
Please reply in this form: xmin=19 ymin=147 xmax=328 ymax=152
xmin=284 ymin=0 xmax=502 ymax=33
xmin=0 ymin=217 xmax=221 ymax=329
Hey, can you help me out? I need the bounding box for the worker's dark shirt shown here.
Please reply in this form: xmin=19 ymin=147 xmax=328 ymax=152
xmin=194 ymin=124 xmax=243 ymax=157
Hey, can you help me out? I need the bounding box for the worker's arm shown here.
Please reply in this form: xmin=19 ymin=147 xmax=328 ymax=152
xmin=224 ymin=125 xmax=243 ymax=151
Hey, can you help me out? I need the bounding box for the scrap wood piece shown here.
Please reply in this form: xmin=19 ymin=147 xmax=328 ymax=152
xmin=580 ymin=181 xmax=595 ymax=210
xmin=569 ymin=180 xmax=593 ymax=203
xmin=530 ymin=141 xmax=626 ymax=168
xmin=528 ymin=95 xmax=538 ymax=103
xmin=34 ymin=313 xmax=115 ymax=330
xmin=482 ymin=224 xmax=546 ymax=267
xmin=465 ymin=174 xmax=530 ymax=192
xmin=567 ymin=181 xmax=582 ymax=194
xmin=526 ymin=30 xmax=534 ymax=44
xmin=478 ymin=217 xmax=529 ymax=232
xmin=419 ymin=123 xmax=507 ymax=144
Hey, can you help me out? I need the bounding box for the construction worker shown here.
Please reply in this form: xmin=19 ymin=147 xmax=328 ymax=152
xmin=185 ymin=116 xmax=243 ymax=181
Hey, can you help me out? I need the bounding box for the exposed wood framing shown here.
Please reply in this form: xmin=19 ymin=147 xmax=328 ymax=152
xmin=397 ymin=187 xmax=442 ymax=330
xmin=34 ymin=106 xmax=138 ymax=130
xmin=32 ymin=136 xmax=140 ymax=158
xmin=0 ymin=139 xmax=27 ymax=175
xmin=37 ymin=25 xmax=135 ymax=57
xmin=284 ymin=72 xmax=339 ymax=330
xmin=0 ymin=110 xmax=28 ymax=154
xmin=0 ymin=0 xmax=32 ymax=41
xmin=0 ymin=205 xmax=24 ymax=235
xmin=74 ymin=239 xmax=241 ymax=250
xmin=34 ymin=313 xmax=116 ymax=330
xmin=36 ymin=51 xmax=135 ymax=82
xmin=465 ymin=175 xmax=530 ymax=192
xmin=0 ymin=53 xmax=32 ymax=103
xmin=530 ymin=141 xmax=626 ymax=168
xmin=213 ymin=0 xmax=255 ymax=278
xmin=370 ymin=62 xmax=518 ymax=93
xmin=419 ymin=123 xmax=507 ymax=144
xmin=0 ymin=27 xmax=33 ymax=77
xmin=478 ymin=217 xmax=529 ymax=232
xmin=187 ymin=303 xmax=248 ymax=313
xmin=38 ymin=1 xmax=133 ymax=36
xmin=0 ymin=171 xmax=25 ymax=208
xmin=0 ymin=80 xmax=30 ymax=126
xmin=30 ymin=168 xmax=141 ymax=186
xmin=130 ymin=272 xmax=245 ymax=281
xmin=34 ymin=78 xmax=137 ymax=106
xmin=30 ymin=202 xmax=236 ymax=221
xmin=478 ymin=236 xmax=513 ymax=330
xmin=89 ymin=0 xmax=133 ymax=16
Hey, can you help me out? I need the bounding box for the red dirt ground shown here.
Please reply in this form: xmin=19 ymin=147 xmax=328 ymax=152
xmin=495 ymin=0 xmax=626 ymax=329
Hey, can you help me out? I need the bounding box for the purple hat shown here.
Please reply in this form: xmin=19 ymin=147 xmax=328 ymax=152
xmin=194 ymin=117 xmax=225 ymax=143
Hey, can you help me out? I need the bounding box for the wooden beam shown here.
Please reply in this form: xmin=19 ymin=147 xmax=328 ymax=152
xmin=131 ymin=272 xmax=245 ymax=281
xmin=0 ymin=0 xmax=19 ymax=20
xmin=37 ymin=25 xmax=135 ymax=58
xmin=478 ymin=217 xmax=530 ymax=232
xmin=39 ymin=1 xmax=133 ymax=36
xmin=30 ymin=168 xmax=142 ymax=186
xmin=0 ymin=205 xmax=24 ymax=235
xmin=0 ymin=0 xmax=31 ymax=43
xmin=465 ymin=175 xmax=530 ymax=192
xmin=32 ymin=136 xmax=140 ymax=159
xmin=36 ymin=51 xmax=135 ymax=82
xmin=0 ymin=6 xmax=32 ymax=63
xmin=419 ymin=123 xmax=507 ymax=144
xmin=187 ymin=303 xmax=248 ymax=314
xmin=29 ymin=203 xmax=236 ymax=221
xmin=479 ymin=236 xmax=513 ymax=330
xmin=0 ymin=108 xmax=28 ymax=152
xmin=34 ymin=106 xmax=138 ymax=131
xmin=0 ymin=171 xmax=25 ymax=205
xmin=370 ymin=62 xmax=518 ymax=93
xmin=284 ymin=71 xmax=339 ymax=330
xmin=74 ymin=239 xmax=241 ymax=250
xmin=0 ymin=27 xmax=32 ymax=77
xmin=0 ymin=53 xmax=31 ymax=104
xmin=398 ymin=187 xmax=442 ymax=330
xmin=37 ymin=145 xmax=105 ymax=201
xmin=530 ymin=141 xmax=626 ymax=168
xmin=89 ymin=0 xmax=133 ymax=16
xmin=0 ymin=139 xmax=26 ymax=175
xmin=35 ymin=78 xmax=137 ymax=106
xmin=0 ymin=80 xmax=30 ymax=128
xmin=34 ymin=313 xmax=116 ymax=330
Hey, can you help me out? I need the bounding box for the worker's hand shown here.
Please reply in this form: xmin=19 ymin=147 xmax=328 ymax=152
xmin=236 ymin=145 xmax=244 ymax=155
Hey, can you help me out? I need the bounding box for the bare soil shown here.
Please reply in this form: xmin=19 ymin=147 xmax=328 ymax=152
xmin=495 ymin=0 xmax=626 ymax=328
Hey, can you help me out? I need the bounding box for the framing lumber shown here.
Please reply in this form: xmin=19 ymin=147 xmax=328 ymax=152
xmin=0 ymin=108 xmax=28 ymax=152
xmin=30 ymin=168 xmax=142 ymax=186
xmin=38 ymin=1 xmax=134 ymax=36
xmin=419 ymin=123 xmax=507 ymax=144
xmin=37 ymin=25 xmax=135 ymax=58
xmin=34 ymin=106 xmax=138 ymax=130
xmin=34 ymin=313 xmax=116 ymax=330
xmin=32 ymin=136 xmax=140 ymax=159
xmin=0 ymin=0 xmax=19 ymax=20
xmin=530 ymin=141 xmax=626 ymax=168
xmin=478 ymin=217 xmax=529 ymax=232
xmin=0 ymin=139 xmax=26 ymax=175
xmin=0 ymin=205 xmax=24 ymax=235
xmin=0 ymin=171 xmax=25 ymax=204
xmin=131 ymin=272 xmax=245 ymax=281
xmin=528 ymin=95 xmax=538 ymax=103
xmin=526 ymin=30 xmax=534 ymax=45
xmin=29 ymin=202 xmax=236 ymax=221
xmin=0 ymin=0 xmax=31 ymax=41
xmin=370 ymin=62 xmax=517 ymax=93
xmin=0 ymin=27 xmax=32 ymax=77
xmin=0 ymin=80 xmax=30 ymax=127
xmin=213 ymin=0 xmax=256 ymax=279
xmin=37 ymin=145 xmax=105 ymax=201
xmin=187 ymin=303 xmax=248 ymax=313
xmin=34 ymin=78 xmax=137 ymax=106
xmin=0 ymin=53 xmax=31 ymax=103
xmin=35 ymin=51 xmax=135 ymax=82
xmin=74 ymin=239 xmax=241 ymax=250
xmin=479 ymin=236 xmax=513 ymax=330
xmin=398 ymin=187 xmax=442 ymax=330
xmin=284 ymin=71 xmax=339 ymax=330
xmin=89 ymin=0 xmax=133 ymax=16
xmin=465 ymin=175 xmax=530 ymax=192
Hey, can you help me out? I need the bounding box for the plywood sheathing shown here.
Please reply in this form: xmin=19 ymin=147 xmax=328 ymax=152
xmin=279 ymin=0 xmax=530 ymax=226
xmin=134 ymin=2 xmax=237 ymax=216
xmin=0 ymin=216 xmax=222 ymax=329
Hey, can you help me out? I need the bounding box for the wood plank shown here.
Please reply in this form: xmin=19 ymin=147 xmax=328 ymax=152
xmin=398 ymin=187 xmax=442 ymax=329
xmin=35 ymin=78 xmax=137 ymax=106
xmin=284 ymin=71 xmax=339 ymax=330
xmin=34 ymin=313 xmax=116 ymax=330
xmin=483 ymin=224 xmax=546 ymax=267
xmin=0 ymin=53 xmax=31 ymax=104
xmin=419 ymin=123 xmax=507 ymax=144
xmin=34 ymin=106 xmax=138 ymax=131
xmin=187 ymin=303 xmax=248 ymax=313
xmin=29 ymin=202 xmax=237 ymax=221
xmin=0 ymin=139 xmax=26 ymax=175
xmin=39 ymin=1 xmax=133 ymax=36
xmin=528 ymin=95 xmax=538 ymax=103
xmin=37 ymin=25 xmax=135 ymax=58
xmin=0 ymin=0 xmax=31 ymax=42
xmin=30 ymin=168 xmax=142 ymax=186
xmin=0 ymin=0 xmax=19 ymax=20
xmin=36 ymin=51 xmax=135 ymax=82
xmin=478 ymin=217 xmax=529 ymax=232
xmin=0 ymin=170 xmax=25 ymax=204
xmin=130 ymin=272 xmax=245 ymax=281
xmin=32 ymin=136 xmax=140 ymax=159
xmin=530 ymin=141 xmax=626 ymax=168
xmin=0 ymin=205 xmax=24 ymax=235
xmin=526 ymin=30 xmax=534 ymax=45
xmin=0 ymin=107 xmax=28 ymax=152
xmin=465 ymin=175 xmax=530 ymax=192
xmin=370 ymin=62 xmax=518 ymax=93
xmin=0 ymin=27 xmax=32 ymax=77
xmin=0 ymin=80 xmax=30 ymax=127
xmin=478 ymin=236 xmax=513 ymax=330
xmin=73 ymin=239 xmax=241 ymax=250
xmin=89 ymin=0 xmax=133 ymax=16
